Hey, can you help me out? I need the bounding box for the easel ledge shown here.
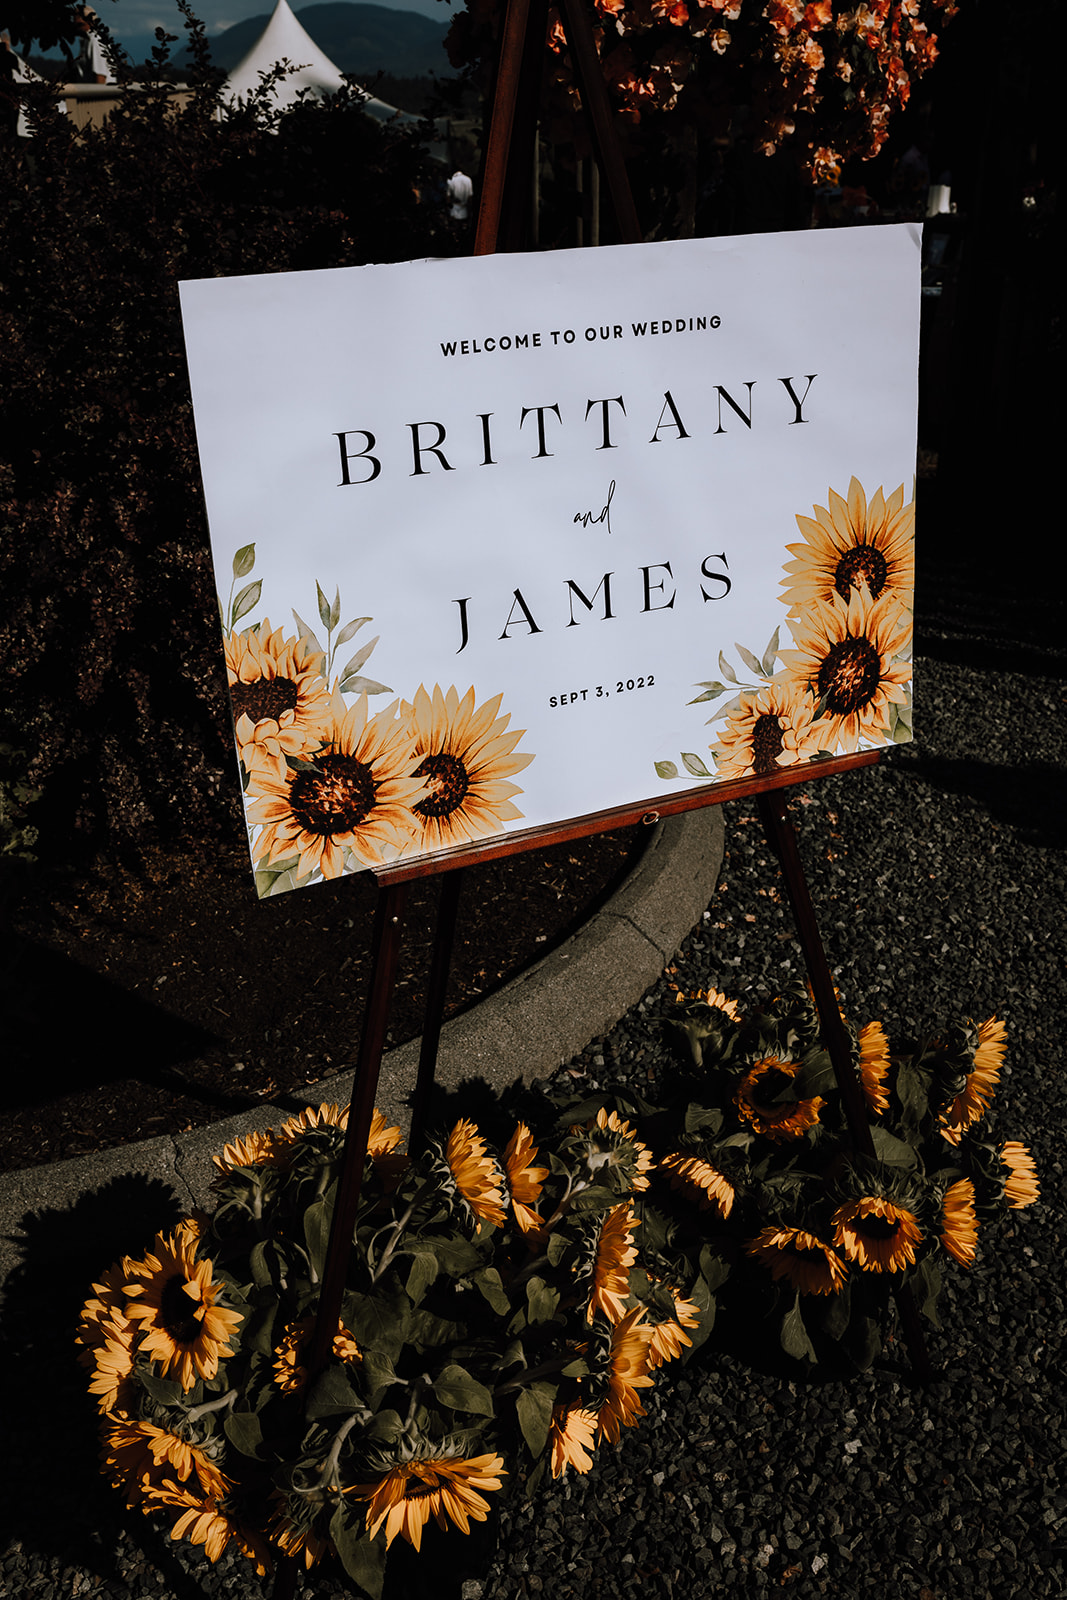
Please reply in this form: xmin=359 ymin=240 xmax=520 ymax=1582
xmin=373 ymin=749 xmax=883 ymax=885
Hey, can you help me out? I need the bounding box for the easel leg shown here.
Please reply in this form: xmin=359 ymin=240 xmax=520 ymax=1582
xmin=755 ymin=788 xmax=936 ymax=1383
xmin=408 ymin=866 xmax=466 ymax=1157
xmin=272 ymin=880 xmax=410 ymax=1600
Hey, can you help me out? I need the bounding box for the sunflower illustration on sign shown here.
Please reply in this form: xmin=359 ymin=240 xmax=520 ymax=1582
xmin=218 ymin=547 xmax=535 ymax=895
xmin=656 ymin=475 xmax=914 ymax=784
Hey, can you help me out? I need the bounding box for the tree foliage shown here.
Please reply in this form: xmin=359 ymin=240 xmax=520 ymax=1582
xmin=0 ymin=9 xmax=451 ymax=863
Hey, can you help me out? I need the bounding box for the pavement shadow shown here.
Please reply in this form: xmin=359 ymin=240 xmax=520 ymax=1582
xmin=896 ymin=753 xmax=1066 ymax=850
xmin=0 ymin=1172 xmax=203 ymax=1591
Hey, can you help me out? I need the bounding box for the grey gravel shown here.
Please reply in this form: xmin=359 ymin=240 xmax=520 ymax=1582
xmin=1 ymin=545 xmax=1064 ymax=1600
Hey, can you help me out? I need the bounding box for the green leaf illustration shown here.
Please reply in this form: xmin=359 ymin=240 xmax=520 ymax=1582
xmin=655 ymin=760 xmax=679 ymax=780
xmin=231 ymin=579 xmax=261 ymax=626
xmin=760 ymin=627 xmax=781 ymax=677
xmin=735 ymin=642 xmax=765 ymax=677
xmin=340 ymin=636 xmax=380 ymax=682
xmin=334 ymin=616 xmax=371 ymax=649
xmin=682 ymin=752 xmax=712 ymax=778
xmin=232 ymin=543 xmax=256 ymax=578
xmin=292 ymin=608 xmax=324 ymax=656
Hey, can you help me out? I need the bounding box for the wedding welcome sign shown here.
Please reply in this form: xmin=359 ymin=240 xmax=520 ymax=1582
xmin=179 ymin=226 xmax=920 ymax=897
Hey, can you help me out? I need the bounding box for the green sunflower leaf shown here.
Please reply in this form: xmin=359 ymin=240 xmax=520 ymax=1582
xmin=303 ymin=1195 xmax=332 ymax=1282
xmin=681 ymin=752 xmax=712 ymax=778
xmin=815 ymin=1280 xmax=851 ymax=1342
xmin=474 ymin=1267 xmax=512 ymax=1315
xmin=688 ymin=682 xmax=728 ymax=704
xmin=760 ymin=627 xmax=781 ymax=678
xmin=330 ymin=1506 xmax=386 ymax=1600
xmin=231 ymin=542 xmax=256 ymax=578
xmin=405 ymin=1249 xmax=439 ymax=1305
xmin=224 ymin=1409 xmax=265 ymax=1458
xmin=136 ymin=1368 xmax=186 ymax=1406
xmin=780 ymin=1293 xmax=817 ymax=1364
xmin=315 ymin=580 xmax=333 ymax=631
xmin=718 ymin=650 xmax=739 ymax=684
xmin=433 ymin=1363 xmax=495 ymax=1416
xmin=526 ymin=1277 xmax=561 ymax=1326
xmin=516 ymin=1381 xmax=556 ymax=1457
xmin=870 ymin=1125 xmax=919 ymax=1169
xmin=306 ymin=1363 xmax=364 ymax=1419
xmin=655 ymin=760 xmax=679 ymax=780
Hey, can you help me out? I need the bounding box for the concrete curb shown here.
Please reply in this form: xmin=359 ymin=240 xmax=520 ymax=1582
xmin=0 ymin=807 xmax=723 ymax=1292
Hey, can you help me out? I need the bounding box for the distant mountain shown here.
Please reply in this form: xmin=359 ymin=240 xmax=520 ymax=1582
xmin=194 ymin=3 xmax=452 ymax=79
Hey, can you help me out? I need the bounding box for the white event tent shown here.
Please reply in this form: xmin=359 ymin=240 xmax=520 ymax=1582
xmin=221 ymin=0 xmax=425 ymax=127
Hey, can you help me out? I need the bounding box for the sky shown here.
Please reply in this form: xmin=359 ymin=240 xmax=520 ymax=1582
xmin=80 ymin=0 xmax=451 ymax=45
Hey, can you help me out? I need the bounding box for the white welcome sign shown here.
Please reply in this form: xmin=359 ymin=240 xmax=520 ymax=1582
xmin=180 ymin=227 xmax=920 ymax=896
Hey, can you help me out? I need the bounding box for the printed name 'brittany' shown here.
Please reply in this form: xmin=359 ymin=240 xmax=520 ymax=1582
xmin=332 ymin=377 xmax=817 ymax=485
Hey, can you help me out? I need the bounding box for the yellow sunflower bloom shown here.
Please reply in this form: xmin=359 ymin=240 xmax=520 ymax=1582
xmin=504 ymin=1122 xmax=549 ymax=1233
xmin=354 ymin=1452 xmax=506 ymax=1551
xmin=447 ymin=1118 xmax=508 ymax=1227
xmin=735 ymin=1057 xmax=823 ymax=1142
xmin=832 ymin=1195 xmax=923 ymax=1273
xmin=212 ymin=1128 xmax=285 ymax=1175
xmin=857 ymin=1020 xmax=891 ymax=1115
xmin=746 ymin=1226 xmax=848 ymax=1295
xmin=574 ymin=1106 xmax=654 ymax=1192
xmin=1000 ymin=1141 xmax=1040 ymax=1209
xmin=77 ymin=1257 xmax=134 ymax=1354
xmin=710 ymin=676 xmax=825 ymax=781
xmin=940 ymin=1179 xmax=979 ymax=1266
xmin=270 ymin=1512 xmax=333 ymax=1570
xmin=778 ymin=585 xmax=912 ymax=754
xmin=940 ymin=1016 xmax=1007 ymax=1145
xmin=277 ymin=1101 xmax=349 ymax=1141
xmin=587 ymin=1203 xmax=640 ymax=1325
xmin=273 ymin=1317 xmax=361 ymax=1394
xmin=103 ymin=1418 xmax=231 ymax=1503
xmin=595 ymin=1306 xmax=655 ymax=1445
xmin=224 ymin=621 xmax=332 ymax=783
xmin=159 ymin=1482 xmax=272 ymax=1574
xmin=400 ymin=683 xmax=534 ymax=854
xmin=645 ymin=1288 xmax=702 ymax=1369
xmin=780 ymin=476 xmax=914 ymax=619
xmin=549 ymin=1404 xmax=598 ymax=1477
xmin=123 ymin=1229 xmax=243 ymax=1390
xmin=672 ymin=986 xmax=741 ymax=1021
xmin=659 ymin=1149 xmax=736 ymax=1217
xmin=84 ymin=1312 xmax=138 ymax=1414
xmin=246 ymin=692 xmax=426 ymax=881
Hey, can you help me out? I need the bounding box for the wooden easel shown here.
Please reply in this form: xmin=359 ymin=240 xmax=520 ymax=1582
xmin=271 ymin=5 xmax=931 ymax=1592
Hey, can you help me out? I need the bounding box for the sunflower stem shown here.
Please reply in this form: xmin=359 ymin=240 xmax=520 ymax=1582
xmin=494 ymin=1354 xmax=575 ymax=1397
xmin=319 ymin=1411 xmax=362 ymax=1490
xmin=186 ymin=1387 xmax=238 ymax=1424
xmin=369 ymin=1181 xmax=436 ymax=1283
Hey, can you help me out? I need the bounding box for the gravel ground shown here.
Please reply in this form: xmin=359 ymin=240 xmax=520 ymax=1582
xmin=2 ymin=536 xmax=1064 ymax=1600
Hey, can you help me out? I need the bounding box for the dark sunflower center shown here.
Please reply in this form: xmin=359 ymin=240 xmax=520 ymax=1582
xmin=750 ymin=712 xmax=785 ymax=776
xmin=160 ymin=1273 xmax=204 ymax=1346
xmin=834 ymin=543 xmax=888 ymax=601
xmin=816 ymin=635 xmax=882 ymax=715
xmin=413 ymin=752 xmax=470 ymax=820
xmin=288 ymin=752 xmax=376 ymax=836
xmin=753 ymin=1067 xmax=793 ymax=1105
xmin=231 ymin=674 xmax=299 ymax=727
xmin=855 ymin=1214 xmax=901 ymax=1240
